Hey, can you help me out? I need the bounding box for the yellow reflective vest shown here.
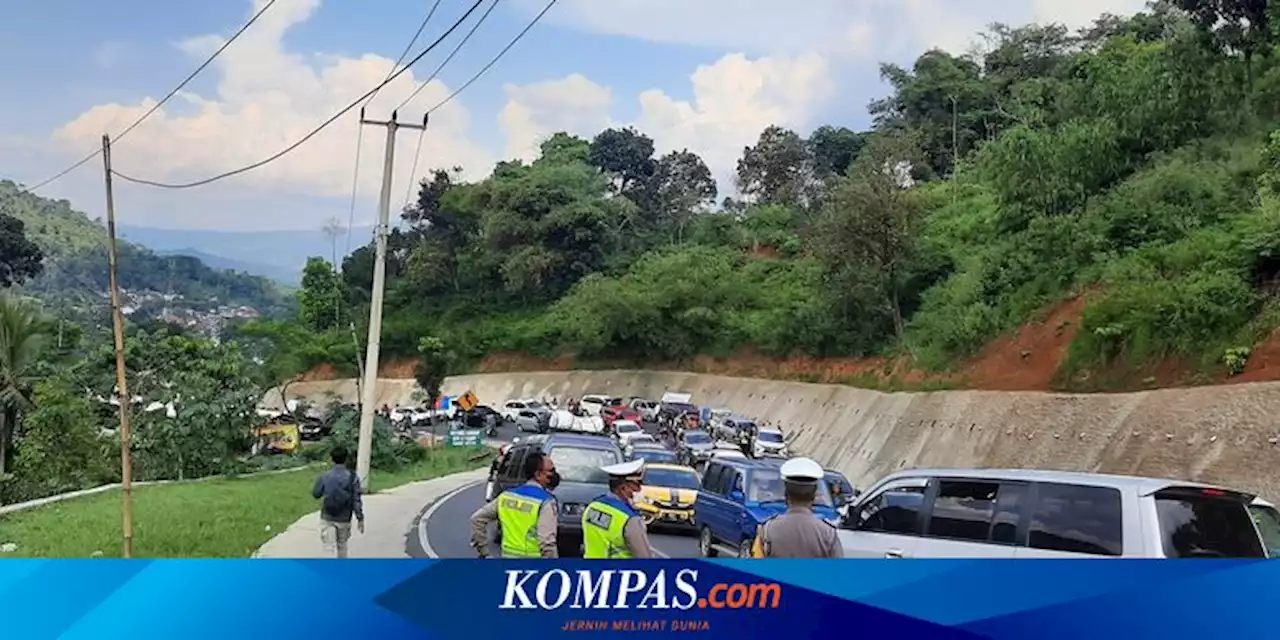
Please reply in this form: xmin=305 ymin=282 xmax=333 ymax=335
xmin=497 ymin=483 xmax=553 ymax=558
xmin=582 ymin=494 xmax=637 ymax=559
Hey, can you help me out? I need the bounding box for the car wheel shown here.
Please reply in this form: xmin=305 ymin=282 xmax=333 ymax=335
xmin=738 ymin=538 xmax=753 ymax=558
xmin=699 ymin=526 xmax=717 ymax=558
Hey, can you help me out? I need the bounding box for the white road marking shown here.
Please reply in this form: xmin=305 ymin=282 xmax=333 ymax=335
xmin=418 ymin=479 xmax=484 ymax=559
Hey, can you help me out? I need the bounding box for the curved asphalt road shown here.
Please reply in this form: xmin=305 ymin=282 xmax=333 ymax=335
xmin=409 ymin=480 xmax=701 ymax=558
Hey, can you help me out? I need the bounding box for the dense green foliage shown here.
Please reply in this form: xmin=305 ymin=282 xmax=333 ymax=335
xmin=0 ymin=180 xmax=286 ymax=314
xmin=256 ymin=2 xmax=1280 ymax=390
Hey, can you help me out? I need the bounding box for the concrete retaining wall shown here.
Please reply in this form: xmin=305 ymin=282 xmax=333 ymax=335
xmin=266 ymin=371 xmax=1280 ymax=502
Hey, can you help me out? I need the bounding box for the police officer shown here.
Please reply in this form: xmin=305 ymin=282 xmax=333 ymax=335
xmin=582 ymin=459 xmax=654 ymax=558
xmin=470 ymin=450 xmax=561 ymax=558
xmin=751 ymin=457 xmax=843 ymax=558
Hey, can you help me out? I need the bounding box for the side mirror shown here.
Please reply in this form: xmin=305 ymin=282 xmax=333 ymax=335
xmin=729 ymin=490 xmax=745 ymax=503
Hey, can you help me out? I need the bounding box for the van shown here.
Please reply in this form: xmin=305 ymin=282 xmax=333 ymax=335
xmin=838 ymin=468 xmax=1268 ymax=559
xmin=490 ymin=432 xmax=624 ymax=558
xmin=694 ymin=458 xmax=839 ymax=558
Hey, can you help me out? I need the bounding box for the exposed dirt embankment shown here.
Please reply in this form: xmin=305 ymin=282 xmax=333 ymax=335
xmin=268 ymin=370 xmax=1280 ymax=502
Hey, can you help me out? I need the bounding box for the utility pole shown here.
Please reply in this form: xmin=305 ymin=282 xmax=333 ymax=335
xmin=354 ymin=109 xmax=427 ymax=489
xmin=101 ymin=134 xmax=135 ymax=558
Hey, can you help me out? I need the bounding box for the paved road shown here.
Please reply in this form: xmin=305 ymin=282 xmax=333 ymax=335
xmin=408 ymin=480 xmax=700 ymax=558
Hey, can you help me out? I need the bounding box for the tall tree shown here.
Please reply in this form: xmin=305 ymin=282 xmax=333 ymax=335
xmin=588 ymin=128 xmax=657 ymax=198
xmin=735 ymin=126 xmax=813 ymax=206
xmin=650 ymin=149 xmax=718 ymax=242
xmin=808 ymin=126 xmax=869 ymax=179
xmin=1174 ymin=0 xmax=1271 ymax=79
xmin=0 ymin=295 xmax=47 ymax=474
xmin=298 ymin=257 xmax=343 ymax=332
xmin=413 ymin=335 xmax=451 ymax=408
xmin=0 ymin=214 xmax=44 ymax=288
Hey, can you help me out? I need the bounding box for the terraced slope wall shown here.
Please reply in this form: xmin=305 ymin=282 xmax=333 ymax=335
xmin=267 ymin=371 xmax=1280 ymax=501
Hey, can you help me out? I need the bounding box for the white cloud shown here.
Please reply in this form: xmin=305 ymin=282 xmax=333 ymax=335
xmin=635 ymin=52 xmax=832 ymax=190
xmin=529 ymin=0 xmax=1151 ymax=58
xmin=52 ymin=0 xmax=492 ymax=206
xmin=498 ymin=73 xmax=614 ymax=161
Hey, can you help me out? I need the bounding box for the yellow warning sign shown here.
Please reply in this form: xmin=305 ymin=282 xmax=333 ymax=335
xmin=457 ymin=390 xmax=479 ymax=411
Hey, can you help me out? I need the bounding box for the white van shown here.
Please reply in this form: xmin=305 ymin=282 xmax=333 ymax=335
xmin=839 ymin=468 xmax=1268 ymax=559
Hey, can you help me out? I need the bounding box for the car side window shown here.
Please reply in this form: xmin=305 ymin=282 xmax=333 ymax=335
xmin=702 ymin=464 xmax=724 ymax=494
xmin=851 ymin=484 xmax=926 ymax=535
xmin=926 ymin=480 xmax=1001 ymax=542
xmin=502 ymin=447 xmax=526 ymax=481
xmin=1028 ymin=483 xmax=1123 ymax=556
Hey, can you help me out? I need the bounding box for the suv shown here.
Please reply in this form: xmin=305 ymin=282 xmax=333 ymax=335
xmin=838 ymin=468 xmax=1269 ymax=559
xmin=676 ymin=430 xmax=715 ymax=467
xmin=694 ymin=458 xmax=839 ymax=558
xmin=489 ymin=433 xmax=623 ymax=558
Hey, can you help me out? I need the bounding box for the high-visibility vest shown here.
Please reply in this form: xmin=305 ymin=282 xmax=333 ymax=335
xmin=582 ymin=494 xmax=637 ymax=559
xmin=497 ymin=484 xmax=553 ymax=558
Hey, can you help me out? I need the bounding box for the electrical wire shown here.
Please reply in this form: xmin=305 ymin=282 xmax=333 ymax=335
xmin=422 ymin=0 xmax=557 ymax=116
xmin=396 ymin=0 xmax=501 ymax=112
xmin=26 ymin=0 xmax=280 ymax=193
xmin=398 ymin=0 xmax=503 ymax=210
xmin=111 ymin=0 xmax=488 ymax=191
xmin=347 ymin=0 xmax=445 ymax=257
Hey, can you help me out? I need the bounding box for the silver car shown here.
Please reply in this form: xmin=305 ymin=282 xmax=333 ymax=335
xmin=839 ymin=468 xmax=1268 ymax=559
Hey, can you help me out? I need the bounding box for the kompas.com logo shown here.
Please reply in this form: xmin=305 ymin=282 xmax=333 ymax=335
xmin=498 ymin=569 xmax=783 ymax=610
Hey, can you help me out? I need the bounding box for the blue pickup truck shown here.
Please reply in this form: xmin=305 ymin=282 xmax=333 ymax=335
xmin=694 ymin=457 xmax=840 ymax=557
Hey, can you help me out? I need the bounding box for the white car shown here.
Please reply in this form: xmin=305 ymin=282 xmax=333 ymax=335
xmin=752 ymin=428 xmax=788 ymax=458
xmin=839 ymin=468 xmax=1269 ymax=559
xmin=409 ymin=407 xmax=434 ymax=425
xmin=628 ymin=398 xmax=659 ymax=421
xmin=614 ymin=420 xmax=646 ymax=447
xmin=501 ymin=399 xmax=548 ymax=422
xmin=580 ymin=394 xmax=622 ymax=417
xmin=623 ymin=434 xmax=657 ymax=458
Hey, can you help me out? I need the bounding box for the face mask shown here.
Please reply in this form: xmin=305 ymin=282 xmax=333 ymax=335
xmin=545 ymin=470 xmax=561 ymax=490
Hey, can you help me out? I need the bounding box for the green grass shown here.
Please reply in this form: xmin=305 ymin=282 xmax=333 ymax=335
xmin=0 ymin=446 xmax=491 ymax=558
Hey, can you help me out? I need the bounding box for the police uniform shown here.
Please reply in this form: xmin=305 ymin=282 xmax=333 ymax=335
xmin=582 ymin=459 xmax=654 ymax=559
xmin=751 ymin=457 xmax=844 ymax=558
xmin=470 ymin=479 xmax=559 ymax=558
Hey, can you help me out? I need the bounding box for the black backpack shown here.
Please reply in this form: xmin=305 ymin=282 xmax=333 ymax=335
xmin=323 ymin=468 xmax=357 ymax=518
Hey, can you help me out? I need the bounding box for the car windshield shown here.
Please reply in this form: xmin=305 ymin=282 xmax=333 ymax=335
xmin=617 ymin=422 xmax=641 ymax=434
xmin=644 ymin=468 xmax=701 ymax=490
xmin=1250 ymin=503 xmax=1280 ymax=557
xmin=757 ymin=431 xmax=782 ymax=443
xmin=1155 ymin=490 xmax=1265 ymax=558
xmin=669 ymin=403 xmax=697 ymax=413
xmin=684 ymin=431 xmax=712 ymax=444
xmin=748 ymin=469 xmax=833 ymax=507
xmin=548 ymin=446 xmax=619 ymax=484
xmin=632 ymin=448 xmax=676 ymax=463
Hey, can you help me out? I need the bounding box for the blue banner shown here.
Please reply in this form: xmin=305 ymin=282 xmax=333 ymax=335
xmin=3 ymin=559 xmax=1274 ymax=639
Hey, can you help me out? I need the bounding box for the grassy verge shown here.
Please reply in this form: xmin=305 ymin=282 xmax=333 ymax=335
xmin=0 ymin=446 xmax=491 ymax=558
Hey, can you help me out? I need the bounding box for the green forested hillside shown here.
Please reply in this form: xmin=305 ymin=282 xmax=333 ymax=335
xmin=250 ymin=1 xmax=1280 ymax=390
xmin=0 ymin=180 xmax=286 ymax=314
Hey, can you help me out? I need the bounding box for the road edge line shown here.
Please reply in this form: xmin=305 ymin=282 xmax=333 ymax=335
xmin=417 ymin=479 xmax=484 ymax=558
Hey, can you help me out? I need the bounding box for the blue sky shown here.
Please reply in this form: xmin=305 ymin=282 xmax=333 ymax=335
xmin=0 ymin=0 xmax=1146 ymax=232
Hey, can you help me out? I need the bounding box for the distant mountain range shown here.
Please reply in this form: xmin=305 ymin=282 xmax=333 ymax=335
xmin=119 ymin=224 xmax=377 ymax=286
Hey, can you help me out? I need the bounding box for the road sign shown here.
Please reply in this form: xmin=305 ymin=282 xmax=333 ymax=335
xmin=457 ymin=390 xmax=479 ymax=412
xmin=447 ymin=428 xmax=483 ymax=447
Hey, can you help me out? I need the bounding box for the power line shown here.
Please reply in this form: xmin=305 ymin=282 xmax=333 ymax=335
xmin=422 ymin=0 xmax=558 ymax=116
xmin=396 ymin=0 xmax=501 ymax=112
xmin=111 ymin=0 xmax=488 ymax=191
xmin=26 ymin=0 xmax=280 ymax=193
xmin=347 ymin=0 xmax=446 ymax=257
xmin=398 ymin=0 xmax=503 ymax=210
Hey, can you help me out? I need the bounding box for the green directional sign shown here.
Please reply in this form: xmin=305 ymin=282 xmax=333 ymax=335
xmin=447 ymin=428 xmax=484 ymax=447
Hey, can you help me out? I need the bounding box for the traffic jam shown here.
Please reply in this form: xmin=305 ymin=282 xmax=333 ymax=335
xmin=477 ymin=390 xmax=1280 ymax=559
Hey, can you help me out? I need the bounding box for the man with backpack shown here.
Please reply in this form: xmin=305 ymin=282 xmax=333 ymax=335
xmin=311 ymin=445 xmax=365 ymax=558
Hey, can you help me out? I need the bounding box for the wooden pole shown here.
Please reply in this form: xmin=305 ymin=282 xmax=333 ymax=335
xmin=101 ymin=134 xmax=134 ymax=558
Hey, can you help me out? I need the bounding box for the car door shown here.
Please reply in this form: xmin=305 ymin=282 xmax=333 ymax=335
xmin=839 ymin=476 xmax=930 ymax=558
xmin=911 ymin=478 xmax=1024 ymax=558
xmin=696 ymin=463 xmax=727 ymax=537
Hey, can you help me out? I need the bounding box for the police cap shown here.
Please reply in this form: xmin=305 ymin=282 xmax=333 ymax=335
xmin=779 ymin=457 xmax=824 ymax=484
xmin=601 ymin=458 xmax=645 ymax=482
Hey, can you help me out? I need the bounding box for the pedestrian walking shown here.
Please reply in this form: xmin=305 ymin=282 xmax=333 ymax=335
xmin=751 ymin=457 xmax=842 ymax=558
xmin=311 ymin=445 xmax=364 ymax=558
xmin=470 ymin=451 xmax=561 ymax=558
xmin=582 ymin=459 xmax=653 ymax=558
